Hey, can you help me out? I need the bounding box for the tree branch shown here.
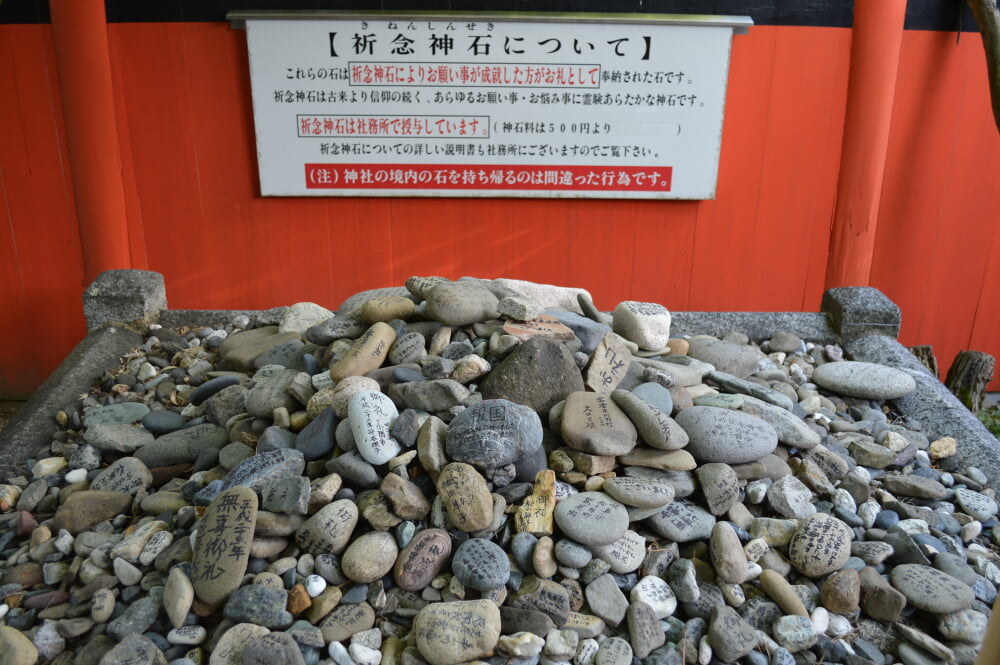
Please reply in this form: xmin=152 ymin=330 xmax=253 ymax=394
xmin=969 ymin=0 xmax=1000 ymax=133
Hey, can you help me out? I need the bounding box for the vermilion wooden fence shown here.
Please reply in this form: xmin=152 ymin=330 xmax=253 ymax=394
xmin=1 ymin=14 xmax=998 ymax=397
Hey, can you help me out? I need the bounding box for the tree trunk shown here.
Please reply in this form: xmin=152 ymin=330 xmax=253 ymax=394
xmin=945 ymin=350 xmax=996 ymax=412
xmin=910 ymin=345 xmax=939 ymax=378
xmin=968 ymin=0 xmax=1000 ymax=133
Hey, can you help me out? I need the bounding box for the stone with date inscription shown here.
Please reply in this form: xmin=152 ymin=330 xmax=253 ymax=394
xmin=446 ymin=399 xmax=543 ymax=471
xmin=436 ymin=462 xmax=495 ymax=532
xmin=612 ymin=301 xmax=671 ymax=351
xmin=413 ymin=599 xmax=502 ymax=665
xmin=394 ymin=528 xmax=452 ymax=591
xmin=645 ymin=499 xmax=716 ymax=543
xmin=452 ymin=537 xmax=511 ymax=591
xmin=561 ymin=392 xmax=637 ymax=457
xmin=349 ymin=389 xmax=400 ymax=465
xmin=890 ymin=564 xmax=976 ymax=613
xmin=786 ymin=512 xmax=853 ymax=578
xmin=89 ymin=456 xmax=153 ymax=495
xmin=554 ymin=491 xmax=629 ymax=546
xmin=192 ymin=486 xmax=258 ymax=606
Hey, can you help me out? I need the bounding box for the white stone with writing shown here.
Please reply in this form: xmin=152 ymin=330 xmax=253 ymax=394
xmin=349 ymin=389 xmax=400 ymax=465
xmin=612 ymin=301 xmax=671 ymax=351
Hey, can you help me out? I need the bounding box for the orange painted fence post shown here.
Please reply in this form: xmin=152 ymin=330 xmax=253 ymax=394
xmin=825 ymin=0 xmax=908 ymax=289
xmin=49 ymin=0 xmax=131 ymax=282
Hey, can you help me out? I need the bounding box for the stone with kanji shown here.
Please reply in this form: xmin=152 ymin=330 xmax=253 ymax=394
xmin=192 ymin=486 xmax=258 ymax=606
xmin=553 ymin=491 xmax=628 ymax=546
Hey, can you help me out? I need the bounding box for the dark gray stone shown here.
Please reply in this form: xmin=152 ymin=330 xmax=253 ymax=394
xmin=446 ymin=399 xmax=543 ymax=471
xmin=295 ymin=407 xmax=337 ymax=461
xmin=479 ymin=337 xmax=584 ymax=414
xmin=821 ymin=286 xmax=901 ymax=343
xmin=224 ymin=584 xmax=293 ymax=628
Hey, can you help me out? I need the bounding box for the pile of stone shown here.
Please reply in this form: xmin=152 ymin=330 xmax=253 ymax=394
xmin=0 ymin=276 xmax=997 ymax=665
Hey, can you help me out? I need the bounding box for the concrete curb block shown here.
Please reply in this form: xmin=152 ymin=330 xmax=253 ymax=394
xmin=0 ymin=326 xmax=144 ymax=478
xmin=671 ymin=312 xmax=835 ymax=342
xmin=845 ymin=334 xmax=1000 ymax=489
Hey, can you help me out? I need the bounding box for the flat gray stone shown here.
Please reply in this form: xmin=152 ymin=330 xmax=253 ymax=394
xmin=675 ymin=406 xmax=778 ymax=464
xmin=812 ymin=361 xmax=916 ymax=400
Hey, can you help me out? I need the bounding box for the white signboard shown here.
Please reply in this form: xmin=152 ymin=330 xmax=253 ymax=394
xmin=237 ymin=12 xmax=751 ymax=199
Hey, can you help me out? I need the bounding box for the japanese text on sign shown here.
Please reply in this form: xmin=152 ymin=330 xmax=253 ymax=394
xmin=238 ymin=12 xmax=751 ymax=198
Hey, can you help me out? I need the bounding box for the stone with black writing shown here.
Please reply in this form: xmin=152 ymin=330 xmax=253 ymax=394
xmin=349 ymin=390 xmax=400 ymax=465
xmin=812 ymin=360 xmax=916 ymax=399
xmin=306 ymin=311 xmax=367 ymax=345
xmin=694 ymin=463 xmax=739 ymax=516
xmin=341 ymin=530 xmax=399 ymax=583
xmin=319 ymin=602 xmax=375 ymax=643
xmin=452 ymin=537 xmax=511 ymax=591
xmin=646 ymin=499 xmax=716 ymax=543
xmin=480 ymin=336 xmax=585 ymax=415
xmin=192 ymin=486 xmax=257 ymax=606
xmin=772 ymin=615 xmax=817 ymax=653
xmin=675 ymin=406 xmax=778 ymax=464
xmin=589 ymin=637 xmax=629 ymax=665
xmin=224 ymin=584 xmax=292 ymax=629
xmin=601 ymin=476 xmax=675 ymax=509
xmin=554 ymin=492 xmax=629 ymax=546
xmin=241 ymin=632 xmax=306 ymax=665
xmin=387 ymin=331 xmax=426 ymax=365
xmin=360 ymin=295 xmax=415 ymax=323
xmin=446 ymin=399 xmax=543 ymax=471
xmin=413 ymin=599 xmax=502 ymax=665
xmin=52 ymin=490 xmax=133 ymax=535
xmin=633 ymin=577 xmax=679 ymax=625
xmin=611 ymin=389 xmax=688 ymax=451
xmin=890 ymin=564 xmax=975 ymax=613
xmin=612 ymin=301 xmax=671 ymax=351
xmin=786 ymin=512 xmax=852 ymax=578
xmin=710 ymin=522 xmax=749 ymax=584
xmin=262 ymin=475 xmax=310 ymax=515
xmin=98 ymin=633 xmax=166 ymax=665
xmin=707 ymin=605 xmax=757 ymax=663
xmin=208 ymin=623 xmax=271 ymax=665
xmin=83 ymin=423 xmax=155 ymax=454
xmin=394 ymin=527 xmax=452 ymax=591
xmin=586 ymin=573 xmax=629 ymax=626
xmin=583 ymin=334 xmax=632 ymax=392
xmin=507 ymin=575 xmax=571 ymax=625
xmin=738 ymin=395 xmax=821 ymax=449
xmin=561 ymin=392 xmax=637 ymax=456
xmin=686 ymin=337 xmax=759 ymax=379
xmin=90 ymin=456 xmax=153 ymax=495
xmin=436 ymin=462 xmax=494 ymax=532
xmin=503 ymin=313 xmax=576 ymax=342
xmin=627 ymin=600 xmax=665 ymax=658
xmin=590 ymin=529 xmax=646 ymax=574
xmin=955 ymin=487 xmax=998 ymax=521
xmin=296 ymin=499 xmax=358 ymax=556
xmin=329 ymin=322 xmax=396 ymax=381
xmin=294 ymin=406 xmax=336 ymax=461
xmin=425 ymin=281 xmax=500 ymax=327
xmin=222 ymin=448 xmax=305 ymax=492
xmin=135 ymin=422 xmax=229 ymax=468
xmin=83 ymin=402 xmax=150 ymax=428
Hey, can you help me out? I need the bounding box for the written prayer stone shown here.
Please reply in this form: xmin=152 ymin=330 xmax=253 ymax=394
xmin=595 ymin=637 xmax=633 ymax=665
xmin=554 ymin=492 xmax=629 ymax=546
xmin=360 ymin=295 xmax=415 ymax=323
xmin=612 ymin=301 xmax=671 ymax=351
xmin=319 ymin=602 xmax=376 ymax=643
xmin=627 ymin=600 xmax=666 ymax=658
xmin=388 ymin=331 xmax=426 ymax=365
xmin=590 ymin=529 xmax=646 ymax=574
xmin=89 ymin=457 xmax=152 ymax=495
xmin=394 ymin=528 xmax=452 ymax=591
xmin=812 ymin=360 xmax=917 ymax=400
xmin=611 ymin=389 xmax=688 ymax=451
xmin=222 ymin=448 xmax=305 ymax=492
xmin=452 ymin=538 xmax=511 ymax=591
xmin=446 ymin=399 xmax=543 ymax=471
xmin=515 ymin=469 xmax=557 ymax=536
xmin=675 ymin=406 xmax=779 ymax=464
xmin=561 ymin=392 xmax=637 ymax=456
xmin=341 ymin=531 xmax=399 ymax=584
xmin=349 ymin=390 xmax=400 ymax=465
xmin=329 ymin=322 xmax=397 ymax=381
xmin=955 ymin=487 xmax=999 ymax=521
xmin=503 ymin=313 xmax=576 ymax=342
xmin=425 ymin=281 xmax=500 ymax=327
xmin=786 ymin=513 xmax=852 ymax=578
xmin=601 ymin=477 xmax=675 ymax=509
xmin=707 ymin=605 xmax=758 ymax=664
xmin=583 ymin=333 xmax=632 ymax=392
xmin=413 ymin=600 xmax=502 ymax=665
xmin=694 ymin=463 xmax=740 ymax=516
xmin=296 ymin=499 xmax=358 ymax=556
xmin=192 ymin=486 xmax=257 ymax=606
xmin=890 ymin=564 xmax=976 ymax=613
xmin=437 ymin=463 xmax=494 ymax=532
xmin=208 ymin=623 xmax=271 ymax=665
xmin=646 ymin=499 xmax=716 ymax=542
xmin=507 ymin=575 xmax=571 ymax=625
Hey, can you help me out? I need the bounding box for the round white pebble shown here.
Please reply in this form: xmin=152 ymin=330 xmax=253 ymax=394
xmin=305 ymin=574 xmax=327 ymax=598
xmin=64 ymin=468 xmax=88 ymax=484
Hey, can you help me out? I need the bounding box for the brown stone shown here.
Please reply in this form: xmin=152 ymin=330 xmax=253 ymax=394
xmin=286 ymin=584 xmax=312 ymax=614
xmin=52 ymin=491 xmax=133 ymax=535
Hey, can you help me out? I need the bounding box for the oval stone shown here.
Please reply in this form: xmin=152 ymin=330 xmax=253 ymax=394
xmin=192 ymin=486 xmax=258 ymax=606
xmin=601 ymin=477 xmax=675 ymax=509
xmin=446 ymin=399 xmax=543 ymax=470
xmin=675 ymin=406 xmax=778 ymax=464
xmin=296 ymin=499 xmax=358 ymax=555
xmin=554 ymin=492 xmax=629 ymax=546
xmin=786 ymin=513 xmax=852 ymax=578
xmin=436 ymin=463 xmax=494 ymax=532
xmin=452 ymin=538 xmax=511 ymax=591
xmin=394 ymin=528 xmax=453 ymax=591
xmin=812 ymin=361 xmax=917 ymax=400
xmin=413 ymin=600 xmax=502 ymax=665
xmin=341 ymin=531 xmax=398 ymax=583
xmin=348 ymin=390 xmax=400 ymax=465
xmin=890 ymin=564 xmax=976 ymax=613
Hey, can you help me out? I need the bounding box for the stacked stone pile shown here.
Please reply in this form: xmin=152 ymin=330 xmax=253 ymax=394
xmin=0 ymin=276 xmax=997 ymax=665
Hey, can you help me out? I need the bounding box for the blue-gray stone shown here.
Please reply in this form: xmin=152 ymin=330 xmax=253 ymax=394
xmin=441 ymin=340 xmax=475 ymax=360
xmin=451 ymin=538 xmax=511 ymax=591
xmin=141 ymin=410 xmax=186 ymax=436
xmin=392 ymin=368 xmax=425 ymax=383
xmin=631 ymin=382 xmax=673 ymax=416
xmin=223 ymin=584 xmax=293 ymax=628
xmin=295 ymin=407 xmax=337 ymax=461
xmin=874 ymin=510 xmax=900 ymax=529
xmin=545 ymin=309 xmax=611 ymax=354
xmin=135 ymin=423 xmax=229 ymax=468
xmin=84 ymin=402 xmax=150 ymax=427
xmin=510 ymin=532 xmax=538 ymax=574
xmin=108 ymin=593 xmax=162 ymax=641
xmin=222 ymin=448 xmax=305 ymax=492
xmin=257 ymin=426 xmax=298 ymax=453
xmin=446 ymin=399 xmax=543 ymax=470
xmin=189 ymin=375 xmax=241 ymax=406
xmin=325 ymin=451 xmax=379 ymax=489
xmin=255 ymin=339 xmax=307 ymax=370
xmin=193 ymin=479 xmax=225 ymax=506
